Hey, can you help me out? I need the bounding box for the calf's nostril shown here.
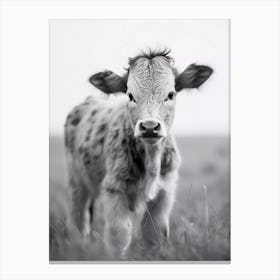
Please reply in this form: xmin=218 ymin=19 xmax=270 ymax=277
xmin=153 ymin=123 xmax=160 ymax=132
xmin=140 ymin=122 xmax=146 ymax=131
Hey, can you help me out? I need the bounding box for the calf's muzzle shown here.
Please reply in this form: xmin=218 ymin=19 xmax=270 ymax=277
xmin=140 ymin=120 xmax=160 ymax=138
xmin=135 ymin=118 xmax=166 ymax=139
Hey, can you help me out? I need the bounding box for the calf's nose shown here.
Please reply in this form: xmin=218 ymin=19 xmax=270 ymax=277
xmin=139 ymin=119 xmax=161 ymax=138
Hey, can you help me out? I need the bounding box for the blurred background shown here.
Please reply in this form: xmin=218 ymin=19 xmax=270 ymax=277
xmin=50 ymin=19 xmax=229 ymax=136
xmin=50 ymin=19 xmax=230 ymax=261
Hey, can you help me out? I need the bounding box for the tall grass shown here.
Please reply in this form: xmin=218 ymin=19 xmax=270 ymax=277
xmin=49 ymin=136 xmax=230 ymax=261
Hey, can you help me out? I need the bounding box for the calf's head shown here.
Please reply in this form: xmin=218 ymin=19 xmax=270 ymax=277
xmin=90 ymin=50 xmax=213 ymax=144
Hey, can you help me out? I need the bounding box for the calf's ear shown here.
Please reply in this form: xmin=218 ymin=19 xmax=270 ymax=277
xmin=89 ymin=70 xmax=127 ymax=94
xmin=175 ymin=64 xmax=213 ymax=92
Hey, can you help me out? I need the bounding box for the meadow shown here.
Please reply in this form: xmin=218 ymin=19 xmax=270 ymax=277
xmin=49 ymin=135 xmax=230 ymax=261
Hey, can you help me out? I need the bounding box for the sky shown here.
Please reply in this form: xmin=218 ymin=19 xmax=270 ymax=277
xmin=50 ymin=19 xmax=229 ymax=137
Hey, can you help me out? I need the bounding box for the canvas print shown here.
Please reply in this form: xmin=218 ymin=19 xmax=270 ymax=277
xmin=49 ymin=19 xmax=230 ymax=261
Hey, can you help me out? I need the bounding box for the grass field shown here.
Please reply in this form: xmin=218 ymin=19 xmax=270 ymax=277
xmin=49 ymin=135 xmax=230 ymax=261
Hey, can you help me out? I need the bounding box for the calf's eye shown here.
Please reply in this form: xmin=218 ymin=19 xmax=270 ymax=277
xmin=128 ymin=93 xmax=137 ymax=103
xmin=164 ymin=91 xmax=175 ymax=102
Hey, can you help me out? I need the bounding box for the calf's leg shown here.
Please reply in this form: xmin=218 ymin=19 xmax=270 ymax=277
xmin=142 ymin=188 xmax=175 ymax=247
xmin=71 ymin=183 xmax=92 ymax=238
xmin=102 ymin=190 xmax=133 ymax=258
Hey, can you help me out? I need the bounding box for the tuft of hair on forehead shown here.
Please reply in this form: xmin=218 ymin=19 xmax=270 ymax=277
xmin=128 ymin=48 xmax=174 ymax=68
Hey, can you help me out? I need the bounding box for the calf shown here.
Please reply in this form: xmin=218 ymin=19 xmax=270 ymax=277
xmin=64 ymin=49 xmax=213 ymax=257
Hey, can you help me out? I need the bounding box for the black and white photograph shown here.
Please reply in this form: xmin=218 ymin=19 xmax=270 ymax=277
xmin=1 ymin=0 xmax=280 ymax=278
xmin=49 ymin=19 xmax=230 ymax=262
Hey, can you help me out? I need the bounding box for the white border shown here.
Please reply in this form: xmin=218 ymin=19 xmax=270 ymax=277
xmin=0 ymin=1 xmax=279 ymax=279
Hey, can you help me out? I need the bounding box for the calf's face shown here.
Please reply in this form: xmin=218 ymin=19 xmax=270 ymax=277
xmin=89 ymin=52 xmax=213 ymax=143
xmin=126 ymin=57 xmax=176 ymax=142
